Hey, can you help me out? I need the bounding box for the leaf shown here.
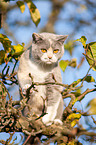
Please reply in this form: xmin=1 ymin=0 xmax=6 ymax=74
xmin=24 ymin=0 xmax=40 ymax=26
xmin=16 ymin=1 xmax=25 ymax=13
xmin=83 ymin=75 xmax=95 ymax=83
xmin=69 ymin=58 xmax=77 ymax=68
xmin=75 ymin=36 xmax=96 ymax=71
xmin=59 ymin=59 xmax=77 ymax=72
xmin=68 ymin=140 xmax=82 ymax=145
xmin=71 ymin=79 xmax=81 ymax=88
xmin=59 ymin=60 xmax=69 ymax=72
xmin=87 ymin=98 xmax=96 ymax=115
xmin=67 ymin=113 xmax=81 ymax=127
xmin=73 ymin=89 xmax=81 ymax=97
xmin=0 ymin=50 xmax=5 ymax=64
xmin=67 ymin=113 xmax=81 ymax=120
xmin=71 ymin=119 xmax=79 ymax=127
xmin=71 ymin=75 xmax=95 ymax=88
xmin=0 ymin=33 xmax=12 ymax=52
xmin=85 ymin=42 xmax=96 ymax=71
xmin=12 ymin=44 xmax=24 ymax=57
xmin=64 ymin=40 xmax=75 ymax=55
xmin=75 ymin=36 xmax=87 ymax=47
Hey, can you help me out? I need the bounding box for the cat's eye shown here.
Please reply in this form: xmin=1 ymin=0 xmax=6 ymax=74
xmin=41 ymin=49 xmax=47 ymax=53
xmin=53 ymin=49 xmax=59 ymax=54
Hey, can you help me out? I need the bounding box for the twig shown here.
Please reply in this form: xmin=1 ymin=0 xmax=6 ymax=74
xmin=11 ymin=60 xmax=18 ymax=74
xmin=78 ymin=88 xmax=96 ymax=101
xmin=77 ymin=129 xmax=96 ymax=137
xmin=2 ymin=64 xmax=7 ymax=74
xmin=23 ymin=133 xmax=32 ymax=145
xmin=91 ymin=116 xmax=96 ymax=124
xmin=0 ymin=80 xmax=10 ymax=99
xmin=34 ymin=81 xmax=68 ymax=88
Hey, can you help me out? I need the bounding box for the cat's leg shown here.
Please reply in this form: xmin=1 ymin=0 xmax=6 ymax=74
xmin=42 ymin=73 xmax=63 ymax=126
xmin=42 ymin=89 xmax=62 ymax=126
xmin=17 ymin=71 xmax=32 ymax=94
xmin=54 ymin=97 xmax=64 ymax=125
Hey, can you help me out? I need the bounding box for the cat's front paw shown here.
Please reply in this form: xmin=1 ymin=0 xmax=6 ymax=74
xmin=42 ymin=114 xmax=53 ymax=126
xmin=22 ymin=84 xmax=31 ymax=95
xmin=54 ymin=119 xmax=63 ymax=125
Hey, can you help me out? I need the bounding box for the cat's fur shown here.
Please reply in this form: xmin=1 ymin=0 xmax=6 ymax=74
xmin=17 ymin=32 xmax=68 ymax=126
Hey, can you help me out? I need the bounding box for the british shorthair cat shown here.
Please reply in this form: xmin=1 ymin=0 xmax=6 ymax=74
xmin=17 ymin=32 xmax=68 ymax=126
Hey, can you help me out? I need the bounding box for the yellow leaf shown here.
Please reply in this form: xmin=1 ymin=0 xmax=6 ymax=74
xmin=71 ymin=119 xmax=78 ymax=127
xmin=17 ymin=1 xmax=25 ymax=13
xmin=67 ymin=113 xmax=81 ymax=120
xmin=24 ymin=0 xmax=40 ymax=26
xmin=68 ymin=140 xmax=75 ymax=145
xmin=12 ymin=44 xmax=24 ymax=57
xmin=69 ymin=58 xmax=77 ymax=68
xmin=88 ymin=98 xmax=96 ymax=114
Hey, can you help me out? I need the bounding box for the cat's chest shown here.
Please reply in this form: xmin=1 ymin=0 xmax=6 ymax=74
xmin=27 ymin=60 xmax=50 ymax=82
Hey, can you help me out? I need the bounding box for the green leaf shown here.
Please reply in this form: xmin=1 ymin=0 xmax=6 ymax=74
xmin=75 ymin=36 xmax=87 ymax=47
xmin=59 ymin=60 xmax=69 ymax=72
xmin=71 ymin=79 xmax=81 ymax=88
xmin=72 ymin=91 xmax=81 ymax=98
xmin=24 ymin=0 xmax=40 ymax=26
xmin=64 ymin=40 xmax=76 ymax=55
xmin=69 ymin=58 xmax=77 ymax=68
xmin=71 ymin=75 xmax=95 ymax=88
xmin=0 ymin=33 xmax=12 ymax=52
xmin=59 ymin=59 xmax=77 ymax=72
xmin=12 ymin=44 xmax=24 ymax=57
xmin=85 ymin=42 xmax=96 ymax=71
xmin=75 ymin=36 xmax=96 ymax=71
xmin=16 ymin=1 xmax=25 ymax=13
xmin=0 ymin=50 xmax=5 ymax=64
xmin=83 ymin=75 xmax=95 ymax=83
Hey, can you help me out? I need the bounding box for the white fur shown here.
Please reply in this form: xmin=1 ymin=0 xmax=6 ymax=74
xmin=41 ymin=53 xmax=57 ymax=64
xmin=42 ymin=97 xmax=61 ymax=126
xmin=54 ymin=119 xmax=63 ymax=125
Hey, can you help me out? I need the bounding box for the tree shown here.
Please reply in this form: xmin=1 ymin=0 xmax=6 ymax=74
xmin=0 ymin=0 xmax=96 ymax=144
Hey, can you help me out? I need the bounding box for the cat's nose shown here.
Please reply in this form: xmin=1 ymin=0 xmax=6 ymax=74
xmin=48 ymin=55 xmax=52 ymax=59
xmin=47 ymin=47 xmax=53 ymax=59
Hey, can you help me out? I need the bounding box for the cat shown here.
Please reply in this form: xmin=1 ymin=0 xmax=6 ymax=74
xmin=17 ymin=32 xmax=68 ymax=126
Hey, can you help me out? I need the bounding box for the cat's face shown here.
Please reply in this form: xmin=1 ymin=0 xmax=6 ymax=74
xmin=31 ymin=33 xmax=68 ymax=65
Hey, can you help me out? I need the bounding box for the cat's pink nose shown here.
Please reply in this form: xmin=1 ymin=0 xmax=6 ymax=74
xmin=48 ymin=55 xmax=52 ymax=59
xmin=47 ymin=47 xmax=53 ymax=59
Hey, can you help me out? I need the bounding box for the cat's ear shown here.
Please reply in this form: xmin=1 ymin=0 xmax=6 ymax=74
xmin=57 ymin=35 xmax=68 ymax=44
xmin=32 ymin=33 xmax=43 ymax=43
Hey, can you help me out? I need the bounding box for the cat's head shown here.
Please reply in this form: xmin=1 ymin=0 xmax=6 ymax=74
xmin=31 ymin=32 xmax=68 ymax=65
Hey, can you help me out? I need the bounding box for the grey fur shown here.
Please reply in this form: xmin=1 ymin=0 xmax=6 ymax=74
xmin=17 ymin=32 xmax=68 ymax=126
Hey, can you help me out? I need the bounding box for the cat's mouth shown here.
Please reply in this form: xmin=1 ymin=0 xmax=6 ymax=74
xmin=41 ymin=57 xmax=56 ymax=64
xmin=46 ymin=61 xmax=52 ymax=64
